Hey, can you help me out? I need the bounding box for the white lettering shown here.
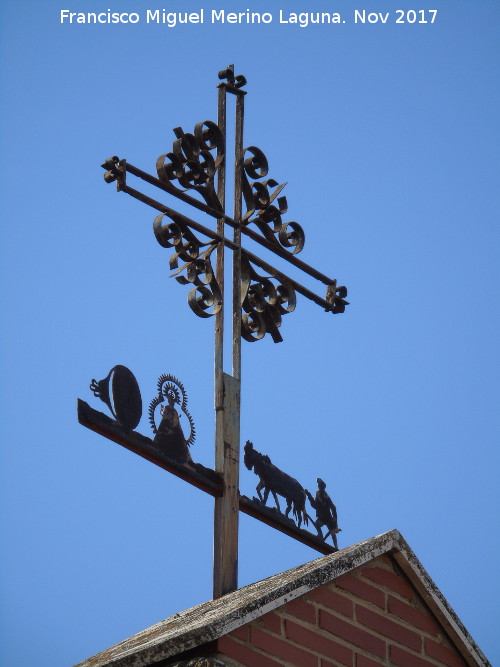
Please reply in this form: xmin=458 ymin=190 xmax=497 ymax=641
xmin=146 ymin=10 xmax=203 ymax=26
xmin=211 ymin=9 xmax=272 ymax=24
xmin=60 ymin=10 xmax=140 ymax=24
xmin=354 ymin=10 xmax=389 ymax=24
xmin=212 ymin=9 xmax=225 ymax=23
xmin=280 ymin=11 xmax=341 ymax=27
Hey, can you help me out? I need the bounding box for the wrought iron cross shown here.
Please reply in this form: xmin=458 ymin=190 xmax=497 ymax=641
xmin=80 ymin=66 xmax=348 ymax=599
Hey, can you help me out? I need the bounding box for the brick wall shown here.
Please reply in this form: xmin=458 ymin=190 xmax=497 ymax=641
xmin=214 ymin=555 xmax=467 ymax=667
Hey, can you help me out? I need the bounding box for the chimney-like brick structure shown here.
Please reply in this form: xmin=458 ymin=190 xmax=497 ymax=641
xmin=216 ymin=554 xmax=467 ymax=666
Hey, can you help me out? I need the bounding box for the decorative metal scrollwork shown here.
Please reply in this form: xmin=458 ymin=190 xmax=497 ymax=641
xmin=240 ymin=252 xmax=296 ymax=343
xmin=325 ymin=282 xmax=348 ymax=314
xmin=153 ymin=212 xmax=222 ymax=318
xmin=156 ymin=121 xmax=224 ymax=210
xmin=101 ymin=156 xmax=125 ymax=186
xmin=241 ymin=146 xmax=305 ymax=256
xmin=218 ymin=65 xmax=247 ymax=90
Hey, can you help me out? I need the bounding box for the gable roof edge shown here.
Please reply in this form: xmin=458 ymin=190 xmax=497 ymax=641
xmin=390 ymin=532 xmax=489 ymax=666
xmin=74 ymin=529 xmax=490 ymax=667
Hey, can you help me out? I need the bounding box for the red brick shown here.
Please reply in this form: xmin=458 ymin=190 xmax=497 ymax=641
xmin=285 ymin=619 xmax=353 ymax=666
xmin=336 ymin=574 xmax=385 ymax=609
xmin=286 ymin=598 xmax=317 ymax=625
xmin=229 ymin=624 xmax=250 ymax=642
xmin=319 ymin=609 xmax=386 ymax=659
xmin=356 ymin=654 xmax=384 ymax=667
xmin=361 ymin=567 xmax=416 ymax=601
xmin=261 ymin=612 xmax=282 ymax=635
xmin=251 ymin=626 xmax=317 ymax=667
xmin=307 ymin=586 xmax=354 ymax=618
xmin=389 ymin=596 xmax=442 ymax=636
xmin=425 ymin=638 xmax=467 ymax=667
xmin=356 ymin=605 xmax=421 ymax=652
xmin=217 ymin=635 xmax=282 ymax=667
xmin=390 ymin=645 xmax=434 ymax=667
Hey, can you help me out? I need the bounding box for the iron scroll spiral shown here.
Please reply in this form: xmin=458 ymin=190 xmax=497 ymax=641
xmin=240 ymin=252 xmax=296 ymax=343
xmin=156 ymin=121 xmax=224 ymax=211
xmin=242 ymin=146 xmax=305 ymax=256
xmin=153 ymin=212 xmax=222 ymax=318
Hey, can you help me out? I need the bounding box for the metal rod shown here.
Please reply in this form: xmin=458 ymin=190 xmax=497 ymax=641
xmin=118 ymin=162 xmax=338 ymax=287
xmin=78 ymin=400 xmax=335 ymax=555
xmin=120 ymin=183 xmax=222 ymax=240
xmin=126 ymin=162 xmax=223 ymax=221
xmin=213 ymin=74 xmax=244 ymax=599
xmin=244 ymin=249 xmax=335 ymax=310
xmin=239 ymin=496 xmax=335 ymax=555
xmin=233 ymin=94 xmax=244 ymax=380
xmin=78 ymin=400 xmax=222 ymax=496
xmin=119 ymin=184 xmax=341 ymax=312
xmin=215 ymin=83 xmax=226 ymax=409
xmin=241 ymin=224 xmax=334 ymax=287
xmin=126 ymin=163 xmax=284 ymax=230
xmin=213 ymin=82 xmax=230 ymax=599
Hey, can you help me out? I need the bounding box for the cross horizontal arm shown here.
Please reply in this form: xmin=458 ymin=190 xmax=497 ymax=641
xmin=78 ymin=399 xmax=335 ymax=555
xmin=77 ymin=399 xmax=222 ymax=496
xmin=103 ymin=159 xmax=342 ymax=289
xmin=125 ymin=161 xmax=285 ymax=223
xmin=244 ymin=249 xmax=344 ymax=312
xmin=239 ymin=496 xmax=335 ymax=555
xmin=124 ymin=161 xmax=222 ymax=221
xmin=110 ymin=178 xmax=346 ymax=313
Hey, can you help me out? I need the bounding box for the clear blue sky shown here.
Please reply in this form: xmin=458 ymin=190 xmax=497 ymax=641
xmin=1 ymin=1 xmax=499 ymax=665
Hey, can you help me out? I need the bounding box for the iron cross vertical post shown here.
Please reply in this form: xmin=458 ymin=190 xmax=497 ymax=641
xmin=213 ymin=68 xmax=246 ymax=598
xmin=86 ymin=65 xmax=349 ymax=603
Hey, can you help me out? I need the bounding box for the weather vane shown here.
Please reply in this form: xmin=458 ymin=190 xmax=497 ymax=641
xmin=79 ymin=65 xmax=347 ymax=599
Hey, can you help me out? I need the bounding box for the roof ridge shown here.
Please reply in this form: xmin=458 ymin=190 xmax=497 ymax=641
xmin=74 ymin=529 xmax=490 ymax=667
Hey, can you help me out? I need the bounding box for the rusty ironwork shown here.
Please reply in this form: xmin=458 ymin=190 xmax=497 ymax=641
xmin=242 ymin=146 xmax=304 ymax=256
xmin=78 ymin=400 xmax=221 ymax=496
xmin=153 ymin=213 xmax=222 ymax=318
xmin=82 ymin=66 xmax=347 ymax=600
xmin=218 ymin=64 xmax=247 ymax=92
xmin=78 ymin=398 xmax=336 ymax=554
xmin=101 ymin=157 xmax=349 ymax=332
xmin=90 ymin=365 xmax=142 ymax=431
xmin=101 ymin=70 xmax=347 ymax=342
xmin=156 ymin=121 xmax=224 ymax=211
xmin=241 ymin=253 xmax=296 ymax=343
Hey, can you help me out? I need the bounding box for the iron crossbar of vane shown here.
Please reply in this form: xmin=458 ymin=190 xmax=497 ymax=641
xmin=115 ymin=161 xmax=337 ymax=288
xmin=119 ymin=182 xmax=339 ymax=312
